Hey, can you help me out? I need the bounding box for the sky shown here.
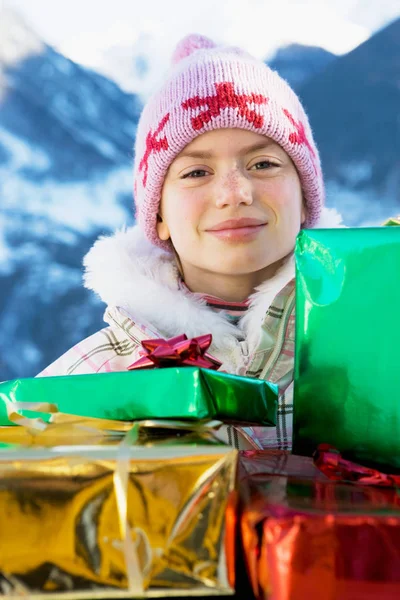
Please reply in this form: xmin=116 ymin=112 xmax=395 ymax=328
xmin=4 ymin=0 xmax=400 ymax=96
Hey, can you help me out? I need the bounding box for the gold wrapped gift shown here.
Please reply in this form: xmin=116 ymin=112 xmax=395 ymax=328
xmin=0 ymin=417 xmax=224 ymax=448
xmin=0 ymin=430 xmax=237 ymax=598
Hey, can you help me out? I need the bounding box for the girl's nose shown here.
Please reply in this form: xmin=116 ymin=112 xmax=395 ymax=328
xmin=214 ymin=171 xmax=253 ymax=208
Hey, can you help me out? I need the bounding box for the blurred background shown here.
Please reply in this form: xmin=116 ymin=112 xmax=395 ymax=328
xmin=1 ymin=0 xmax=400 ymax=380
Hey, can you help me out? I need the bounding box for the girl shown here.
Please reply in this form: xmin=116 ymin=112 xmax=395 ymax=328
xmin=38 ymin=34 xmax=342 ymax=449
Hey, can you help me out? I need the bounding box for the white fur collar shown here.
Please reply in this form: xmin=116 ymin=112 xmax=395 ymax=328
xmin=83 ymin=206 xmax=343 ymax=371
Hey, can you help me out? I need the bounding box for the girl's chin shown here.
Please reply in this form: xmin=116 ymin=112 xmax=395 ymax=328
xmin=209 ymin=257 xmax=273 ymax=274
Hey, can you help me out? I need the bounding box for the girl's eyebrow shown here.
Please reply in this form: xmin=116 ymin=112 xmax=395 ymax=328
xmin=177 ymin=149 xmax=214 ymax=160
xmin=176 ymin=141 xmax=276 ymax=161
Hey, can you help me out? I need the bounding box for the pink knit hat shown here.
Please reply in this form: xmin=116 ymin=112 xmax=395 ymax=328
xmin=133 ymin=34 xmax=324 ymax=249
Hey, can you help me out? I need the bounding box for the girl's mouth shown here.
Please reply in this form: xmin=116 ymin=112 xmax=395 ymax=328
xmin=206 ymin=218 xmax=267 ymax=242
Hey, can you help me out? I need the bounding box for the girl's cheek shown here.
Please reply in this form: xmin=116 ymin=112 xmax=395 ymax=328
xmin=181 ymin=192 xmax=207 ymax=217
xmin=177 ymin=203 xmax=194 ymax=222
xmin=259 ymin=178 xmax=300 ymax=208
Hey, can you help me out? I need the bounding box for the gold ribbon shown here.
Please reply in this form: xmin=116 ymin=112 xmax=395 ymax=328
xmin=6 ymin=401 xmax=58 ymax=431
xmin=114 ymin=425 xmax=145 ymax=595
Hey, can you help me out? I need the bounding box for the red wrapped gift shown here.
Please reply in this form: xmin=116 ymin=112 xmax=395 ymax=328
xmin=239 ymin=450 xmax=400 ymax=600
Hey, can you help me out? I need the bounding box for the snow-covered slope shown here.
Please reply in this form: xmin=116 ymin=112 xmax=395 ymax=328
xmin=0 ymin=6 xmax=141 ymax=380
xmin=299 ymin=16 xmax=400 ymax=225
xmin=267 ymin=44 xmax=336 ymax=90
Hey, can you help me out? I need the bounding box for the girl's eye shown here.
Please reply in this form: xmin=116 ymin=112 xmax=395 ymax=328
xmin=182 ymin=169 xmax=208 ymax=179
xmin=251 ymin=160 xmax=279 ymax=170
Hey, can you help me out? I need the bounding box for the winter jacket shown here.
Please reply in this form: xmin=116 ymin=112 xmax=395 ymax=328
xmin=39 ymin=207 xmax=343 ymax=449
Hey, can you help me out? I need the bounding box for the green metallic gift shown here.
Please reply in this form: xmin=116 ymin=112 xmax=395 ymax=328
xmin=0 ymin=367 xmax=277 ymax=428
xmin=382 ymin=216 xmax=400 ymax=226
xmin=293 ymin=227 xmax=400 ymax=469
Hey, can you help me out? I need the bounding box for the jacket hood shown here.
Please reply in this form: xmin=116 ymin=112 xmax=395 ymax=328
xmin=83 ymin=206 xmax=344 ymax=369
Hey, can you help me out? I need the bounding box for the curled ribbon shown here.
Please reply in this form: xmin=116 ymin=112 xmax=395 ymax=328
xmin=114 ymin=425 xmax=144 ymax=594
xmin=314 ymin=444 xmax=400 ymax=488
xmin=127 ymin=333 xmax=222 ymax=371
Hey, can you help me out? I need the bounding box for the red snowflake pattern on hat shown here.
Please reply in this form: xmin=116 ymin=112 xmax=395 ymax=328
xmin=182 ymin=82 xmax=269 ymax=130
xmin=139 ymin=113 xmax=170 ymax=187
xmin=283 ymin=108 xmax=319 ymax=173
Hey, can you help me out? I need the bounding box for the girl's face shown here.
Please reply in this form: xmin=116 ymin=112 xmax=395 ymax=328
xmin=157 ymin=128 xmax=305 ymax=283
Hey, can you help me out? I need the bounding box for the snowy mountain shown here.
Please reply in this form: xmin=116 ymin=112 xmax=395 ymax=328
xmin=0 ymin=6 xmax=141 ymax=380
xmin=81 ymin=33 xmax=155 ymax=98
xmin=267 ymin=44 xmax=336 ymax=90
xmin=299 ymin=16 xmax=400 ymax=225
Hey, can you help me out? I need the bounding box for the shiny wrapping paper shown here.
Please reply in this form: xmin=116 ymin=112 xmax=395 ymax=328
xmin=0 ymin=438 xmax=237 ymax=598
xmin=293 ymin=227 xmax=400 ymax=469
xmin=382 ymin=216 xmax=400 ymax=226
xmin=314 ymin=443 xmax=400 ymax=487
xmin=0 ymin=418 xmax=227 ymax=448
xmin=238 ymin=450 xmax=400 ymax=600
xmin=0 ymin=367 xmax=277 ymax=428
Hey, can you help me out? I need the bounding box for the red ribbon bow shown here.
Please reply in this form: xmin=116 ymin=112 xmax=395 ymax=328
xmin=314 ymin=444 xmax=400 ymax=488
xmin=127 ymin=333 xmax=222 ymax=371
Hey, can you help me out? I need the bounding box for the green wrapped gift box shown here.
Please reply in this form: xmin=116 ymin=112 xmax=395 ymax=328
xmin=293 ymin=227 xmax=400 ymax=469
xmin=0 ymin=367 xmax=277 ymax=427
xmin=383 ymin=216 xmax=400 ymax=227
